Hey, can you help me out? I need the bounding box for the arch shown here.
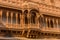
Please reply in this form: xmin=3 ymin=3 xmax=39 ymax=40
xmin=24 ymin=10 xmax=28 ymax=24
xmin=30 ymin=9 xmax=39 ymax=13
xmin=24 ymin=10 xmax=28 ymax=14
xmin=30 ymin=9 xmax=39 ymax=24
xmin=19 ymin=10 xmax=23 ymax=15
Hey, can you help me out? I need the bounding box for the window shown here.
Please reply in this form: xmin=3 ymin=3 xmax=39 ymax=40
xmin=43 ymin=18 xmax=46 ymax=27
xmin=24 ymin=10 xmax=28 ymax=24
xmin=30 ymin=9 xmax=39 ymax=24
xmin=18 ymin=13 xmax=20 ymax=24
xmin=8 ymin=12 xmax=11 ymax=23
xmin=50 ymin=20 xmax=53 ymax=28
xmin=54 ymin=19 xmax=57 ymax=28
xmin=39 ymin=16 xmax=47 ymax=27
xmin=12 ymin=12 xmax=16 ymax=24
xmin=2 ymin=10 xmax=7 ymax=23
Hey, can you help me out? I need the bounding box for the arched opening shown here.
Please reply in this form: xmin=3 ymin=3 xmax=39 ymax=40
xmin=30 ymin=9 xmax=39 ymax=24
xmin=24 ymin=10 xmax=28 ymax=24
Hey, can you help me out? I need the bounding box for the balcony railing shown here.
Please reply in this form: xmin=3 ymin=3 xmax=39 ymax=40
xmin=0 ymin=8 xmax=60 ymax=33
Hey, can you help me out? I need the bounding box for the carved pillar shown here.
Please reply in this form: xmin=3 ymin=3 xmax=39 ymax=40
xmin=36 ymin=13 xmax=40 ymax=28
xmin=51 ymin=18 xmax=54 ymax=28
xmin=49 ymin=18 xmax=50 ymax=28
xmin=35 ymin=13 xmax=37 ymax=28
xmin=30 ymin=12 xmax=31 ymax=29
xmin=22 ymin=10 xmax=24 ymax=28
xmin=11 ymin=12 xmax=13 ymax=28
xmin=20 ymin=13 xmax=22 ymax=27
xmin=16 ymin=13 xmax=18 ymax=28
xmin=46 ymin=17 xmax=48 ymax=28
xmin=6 ymin=11 xmax=9 ymax=27
xmin=47 ymin=17 xmax=50 ymax=28
xmin=56 ymin=19 xmax=58 ymax=28
xmin=27 ymin=10 xmax=30 ymax=28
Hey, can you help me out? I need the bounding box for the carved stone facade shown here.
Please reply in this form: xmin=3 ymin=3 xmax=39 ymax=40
xmin=0 ymin=0 xmax=60 ymax=39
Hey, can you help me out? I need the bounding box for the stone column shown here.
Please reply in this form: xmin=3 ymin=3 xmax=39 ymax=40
xmin=45 ymin=17 xmax=48 ymax=28
xmin=35 ymin=13 xmax=37 ymax=28
xmin=6 ymin=11 xmax=9 ymax=27
xmin=36 ymin=13 xmax=40 ymax=29
xmin=49 ymin=18 xmax=50 ymax=28
xmin=11 ymin=12 xmax=13 ymax=28
xmin=16 ymin=13 xmax=18 ymax=28
xmin=56 ymin=19 xmax=58 ymax=29
xmin=52 ymin=18 xmax=54 ymax=28
xmin=22 ymin=10 xmax=24 ymax=28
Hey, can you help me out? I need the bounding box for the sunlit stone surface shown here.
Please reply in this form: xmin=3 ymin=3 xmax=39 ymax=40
xmin=0 ymin=0 xmax=60 ymax=40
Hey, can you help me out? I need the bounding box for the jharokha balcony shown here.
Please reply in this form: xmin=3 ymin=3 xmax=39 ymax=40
xmin=1 ymin=9 xmax=40 ymax=29
xmin=0 ymin=7 xmax=60 ymax=34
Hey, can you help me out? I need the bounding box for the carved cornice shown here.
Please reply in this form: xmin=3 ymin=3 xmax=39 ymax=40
xmin=0 ymin=0 xmax=60 ymax=17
